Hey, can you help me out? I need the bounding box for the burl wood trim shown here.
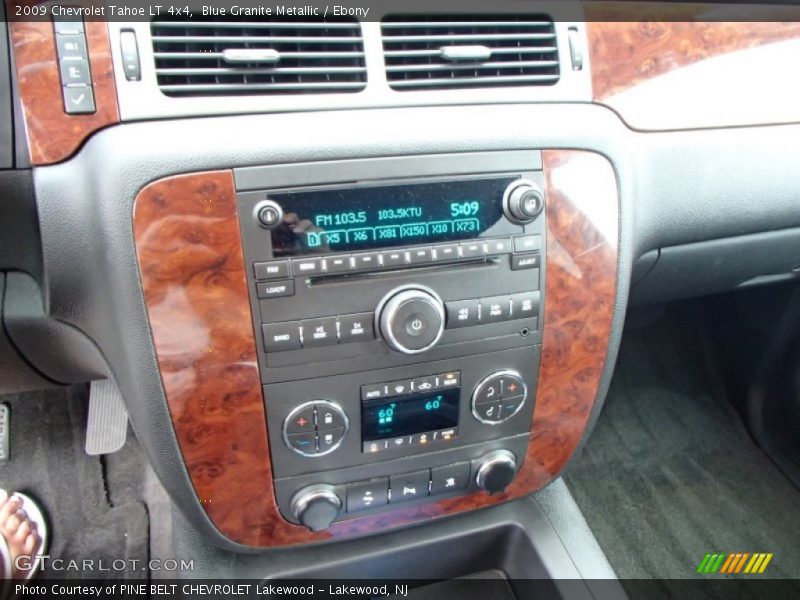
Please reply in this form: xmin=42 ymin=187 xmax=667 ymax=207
xmin=587 ymin=19 xmax=800 ymax=100
xmin=133 ymin=154 xmax=618 ymax=547
xmin=9 ymin=17 xmax=119 ymax=165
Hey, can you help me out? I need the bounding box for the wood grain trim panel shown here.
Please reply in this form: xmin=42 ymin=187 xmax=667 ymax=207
xmin=588 ymin=20 xmax=800 ymax=100
xmin=9 ymin=17 xmax=119 ymax=165
xmin=133 ymin=152 xmax=618 ymax=547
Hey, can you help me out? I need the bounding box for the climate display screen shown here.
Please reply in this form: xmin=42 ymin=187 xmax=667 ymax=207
xmin=269 ymin=177 xmax=518 ymax=256
xmin=362 ymin=388 xmax=460 ymax=442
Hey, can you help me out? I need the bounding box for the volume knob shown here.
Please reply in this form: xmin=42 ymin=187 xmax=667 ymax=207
xmin=376 ymin=286 xmax=445 ymax=355
xmin=475 ymin=450 xmax=517 ymax=495
xmin=503 ymin=180 xmax=544 ymax=224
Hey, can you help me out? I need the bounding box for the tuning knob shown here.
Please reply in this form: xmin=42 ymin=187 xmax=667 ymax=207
xmin=290 ymin=485 xmax=342 ymax=532
xmin=503 ymin=180 xmax=544 ymax=224
xmin=376 ymin=286 xmax=445 ymax=355
xmin=475 ymin=450 xmax=517 ymax=495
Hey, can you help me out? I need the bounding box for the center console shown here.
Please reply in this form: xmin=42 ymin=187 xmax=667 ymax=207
xmin=235 ymin=151 xmax=545 ymax=530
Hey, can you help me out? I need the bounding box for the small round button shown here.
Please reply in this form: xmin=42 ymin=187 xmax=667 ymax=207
xmin=291 ymin=485 xmax=342 ymax=532
xmin=503 ymin=180 xmax=544 ymax=224
xmin=254 ymin=199 xmax=284 ymax=229
xmin=475 ymin=450 xmax=517 ymax=495
xmin=377 ymin=287 xmax=445 ymax=355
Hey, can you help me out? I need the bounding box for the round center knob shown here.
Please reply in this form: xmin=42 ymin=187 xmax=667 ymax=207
xmin=377 ymin=287 xmax=445 ymax=355
xmin=291 ymin=485 xmax=342 ymax=532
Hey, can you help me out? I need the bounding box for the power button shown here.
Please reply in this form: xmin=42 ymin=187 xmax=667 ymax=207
xmin=377 ymin=287 xmax=445 ymax=355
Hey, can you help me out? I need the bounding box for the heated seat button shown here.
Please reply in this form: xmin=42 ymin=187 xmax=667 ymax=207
xmin=446 ymin=299 xmax=479 ymax=329
xmin=285 ymin=406 xmax=316 ymax=434
xmin=301 ymin=317 xmax=338 ymax=348
xmin=346 ymin=479 xmax=389 ymax=512
xmin=431 ymin=462 xmax=471 ymax=495
xmin=474 ymin=378 xmax=501 ymax=405
xmin=389 ymin=470 xmax=430 ymax=503
xmin=262 ymin=322 xmax=301 ymax=352
xmin=479 ymin=296 xmax=511 ymax=323
xmin=474 ymin=401 xmax=502 ymax=423
xmin=338 ymin=313 xmax=375 ymax=343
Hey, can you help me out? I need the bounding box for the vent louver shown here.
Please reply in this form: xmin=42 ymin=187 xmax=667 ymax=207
xmin=151 ymin=16 xmax=367 ymax=96
xmin=381 ymin=15 xmax=560 ymax=91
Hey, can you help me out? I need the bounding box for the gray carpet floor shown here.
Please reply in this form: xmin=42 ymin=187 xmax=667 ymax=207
xmin=0 ymin=386 xmax=149 ymax=579
xmin=565 ymin=305 xmax=800 ymax=581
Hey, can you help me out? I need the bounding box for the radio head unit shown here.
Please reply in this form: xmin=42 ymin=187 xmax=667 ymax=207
xmin=235 ymin=152 xmax=546 ymax=531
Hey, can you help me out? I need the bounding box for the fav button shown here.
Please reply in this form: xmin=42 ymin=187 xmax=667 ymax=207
xmin=430 ymin=462 xmax=471 ymax=495
xmin=346 ymin=479 xmax=389 ymax=512
xmin=301 ymin=317 xmax=338 ymax=348
xmin=254 ymin=260 xmax=290 ymax=281
xmin=389 ymin=470 xmax=431 ymax=503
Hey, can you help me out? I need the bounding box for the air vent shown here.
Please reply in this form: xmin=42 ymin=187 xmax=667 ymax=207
xmin=151 ymin=16 xmax=366 ymax=96
xmin=381 ymin=15 xmax=560 ymax=91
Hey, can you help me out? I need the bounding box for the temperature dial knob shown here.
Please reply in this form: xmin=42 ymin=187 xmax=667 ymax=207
xmin=377 ymin=286 xmax=445 ymax=355
xmin=290 ymin=484 xmax=342 ymax=532
xmin=503 ymin=180 xmax=544 ymax=224
xmin=475 ymin=450 xmax=517 ymax=495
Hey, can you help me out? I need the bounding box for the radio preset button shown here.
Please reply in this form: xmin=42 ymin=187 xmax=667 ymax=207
xmin=301 ymin=317 xmax=338 ymax=348
xmin=511 ymin=254 xmax=541 ymax=271
xmin=459 ymin=241 xmax=486 ymax=259
xmin=353 ymin=252 xmax=381 ymax=272
xmin=486 ymin=238 xmax=513 ymax=255
xmin=338 ymin=312 xmax=375 ymax=343
xmin=431 ymin=462 xmax=471 ymax=495
xmin=389 ymin=470 xmax=430 ymax=503
xmin=325 ymin=255 xmax=354 ymax=274
xmin=445 ymin=299 xmax=479 ymax=328
xmin=254 ymin=260 xmax=290 ymax=281
xmin=513 ymin=235 xmax=542 ymax=254
xmin=511 ymin=291 xmax=540 ymax=319
xmin=434 ymin=243 xmax=459 ymax=262
xmin=257 ymin=279 xmax=295 ymax=299
xmin=407 ymin=247 xmax=433 ymax=264
xmin=380 ymin=250 xmax=407 ymax=268
xmin=292 ymin=257 xmax=323 ymax=277
xmin=346 ymin=479 xmax=389 ymax=512
xmin=262 ymin=322 xmax=301 ymax=352
xmin=479 ymin=296 xmax=511 ymax=323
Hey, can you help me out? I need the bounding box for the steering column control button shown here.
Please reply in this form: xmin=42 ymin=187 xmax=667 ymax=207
xmin=338 ymin=313 xmax=375 ymax=343
xmin=389 ymin=470 xmax=431 ymax=503
xmin=472 ymin=370 xmax=527 ymax=425
xmin=346 ymin=479 xmax=389 ymax=513
xmin=254 ymin=260 xmax=290 ymax=281
xmin=262 ymin=322 xmax=301 ymax=352
xmin=431 ymin=462 xmax=471 ymax=495
xmin=301 ymin=317 xmax=338 ymax=348
xmin=377 ymin=287 xmax=445 ymax=355
xmin=445 ymin=299 xmax=479 ymax=329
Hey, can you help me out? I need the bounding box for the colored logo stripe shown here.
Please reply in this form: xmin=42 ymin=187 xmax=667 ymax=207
xmin=697 ymin=553 xmax=773 ymax=575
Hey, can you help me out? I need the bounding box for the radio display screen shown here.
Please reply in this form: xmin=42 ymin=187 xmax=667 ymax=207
xmin=362 ymin=388 xmax=460 ymax=443
xmin=269 ymin=177 xmax=520 ymax=256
